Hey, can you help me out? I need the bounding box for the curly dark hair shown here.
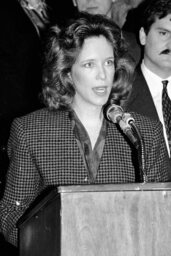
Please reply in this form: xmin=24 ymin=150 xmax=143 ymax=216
xmin=42 ymin=13 xmax=135 ymax=109
xmin=140 ymin=0 xmax=171 ymax=34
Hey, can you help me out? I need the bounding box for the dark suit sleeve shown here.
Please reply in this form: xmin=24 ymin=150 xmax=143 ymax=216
xmin=0 ymin=118 xmax=41 ymax=247
xmin=145 ymin=121 xmax=170 ymax=182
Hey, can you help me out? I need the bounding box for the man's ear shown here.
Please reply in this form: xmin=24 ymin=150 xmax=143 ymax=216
xmin=139 ymin=27 xmax=147 ymax=46
xmin=72 ymin=0 xmax=77 ymax=7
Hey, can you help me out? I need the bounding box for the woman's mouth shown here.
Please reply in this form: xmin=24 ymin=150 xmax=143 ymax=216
xmin=92 ymin=86 xmax=108 ymax=95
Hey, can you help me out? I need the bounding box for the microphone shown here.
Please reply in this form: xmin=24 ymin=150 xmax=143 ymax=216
xmin=106 ymin=104 xmax=138 ymax=148
xmin=106 ymin=104 xmax=124 ymax=124
xmin=106 ymin=103 xmax=148 ymax=183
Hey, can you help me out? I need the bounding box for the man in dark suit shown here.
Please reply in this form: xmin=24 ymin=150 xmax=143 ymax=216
xmin=126 ymin=0 xmax=171 ymax=170
xmin=0 ymin=0 xmax=45 ymax=199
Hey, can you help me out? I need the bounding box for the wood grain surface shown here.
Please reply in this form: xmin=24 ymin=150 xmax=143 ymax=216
xmin=61 ymin=188 xmax=171 ymax=256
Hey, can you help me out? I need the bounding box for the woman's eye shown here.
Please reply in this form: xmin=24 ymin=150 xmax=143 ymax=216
xmin=105 ymin=59 xmax=114 ymax=66
xmin=83 ymin=62 xmax=94 ymax=68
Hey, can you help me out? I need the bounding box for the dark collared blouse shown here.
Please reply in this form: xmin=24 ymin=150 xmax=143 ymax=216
xmin=69 ymin=110 xmax=107 ymax=183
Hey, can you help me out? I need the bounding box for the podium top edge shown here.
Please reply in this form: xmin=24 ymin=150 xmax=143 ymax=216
xmin=57 ymin=182 xmax=171 ymax=193
xmin=18 ymin=182 xmax=171 ymax=227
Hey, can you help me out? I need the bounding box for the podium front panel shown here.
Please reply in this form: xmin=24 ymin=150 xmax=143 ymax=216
xmin=19 ymin=183 xmax=171 ymax=256
xmin=60 ymin=184 xmax=171 ymax=256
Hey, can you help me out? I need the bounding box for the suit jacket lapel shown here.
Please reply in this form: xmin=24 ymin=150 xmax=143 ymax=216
xmin=126 ymin=67 xmax=159 ymax=121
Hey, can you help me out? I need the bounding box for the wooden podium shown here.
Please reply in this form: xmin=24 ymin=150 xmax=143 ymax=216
xmin=18 ymin=183 xmax=171 ymax=256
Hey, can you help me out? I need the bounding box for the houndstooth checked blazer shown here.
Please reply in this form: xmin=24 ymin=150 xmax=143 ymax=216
xmin=0 ymin=108 xmax=169 ymax=246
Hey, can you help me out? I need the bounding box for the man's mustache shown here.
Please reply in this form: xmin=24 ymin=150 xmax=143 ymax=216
xmin=160 ymin=49 xmax=171 ymax=55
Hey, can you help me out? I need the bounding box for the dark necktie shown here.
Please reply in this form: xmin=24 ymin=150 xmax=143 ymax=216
xmin=162 ymin=80 xmax=171 ymax=154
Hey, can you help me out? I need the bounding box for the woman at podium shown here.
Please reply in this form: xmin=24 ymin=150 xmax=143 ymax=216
xmin=0 ymin=13 xmax=170 ymax=247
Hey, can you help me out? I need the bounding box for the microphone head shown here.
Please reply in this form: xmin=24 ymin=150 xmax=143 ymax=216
xmin=122 ymin=113 xmax=135 ymax=126
xmin=106 ymin=104 xmax=124 ymax=123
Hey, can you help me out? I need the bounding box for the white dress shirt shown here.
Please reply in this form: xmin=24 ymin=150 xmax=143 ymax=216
xmin=141 ymin=61 xmax=171 ymax=156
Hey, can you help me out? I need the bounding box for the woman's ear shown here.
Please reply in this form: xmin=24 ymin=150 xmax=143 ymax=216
xmin=139 ymin=27 xmax=147 ymax=46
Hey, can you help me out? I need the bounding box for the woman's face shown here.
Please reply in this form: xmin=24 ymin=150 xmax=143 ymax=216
xmin=70 ymin=36 xmax=115 ymax=110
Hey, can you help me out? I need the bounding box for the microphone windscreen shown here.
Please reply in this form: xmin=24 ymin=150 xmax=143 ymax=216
xmin=106 ymin=104 xmax=124 ymax=123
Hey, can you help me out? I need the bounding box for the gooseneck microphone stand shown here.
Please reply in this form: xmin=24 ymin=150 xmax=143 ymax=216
xmin=128 ymin=118 xmax=148 ymax=183
xmin=106 ymin=104 xmax=148 ymax=183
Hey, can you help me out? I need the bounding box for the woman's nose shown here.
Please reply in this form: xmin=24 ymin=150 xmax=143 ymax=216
xmin=97 ymin=65 xmax=106 ymax=80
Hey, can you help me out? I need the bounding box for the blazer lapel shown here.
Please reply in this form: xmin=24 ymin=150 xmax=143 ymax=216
xmin=126 ymin=67 xmax=159 ymax=121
